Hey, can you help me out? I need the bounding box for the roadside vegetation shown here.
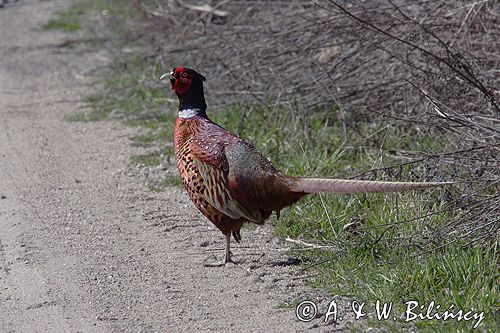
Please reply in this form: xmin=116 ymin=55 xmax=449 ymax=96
xmin=46 ymin=1 xmax=499 ymax=332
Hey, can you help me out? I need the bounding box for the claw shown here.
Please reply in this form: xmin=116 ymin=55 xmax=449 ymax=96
xmin=203 ymin=253 xmax=236 ymax=267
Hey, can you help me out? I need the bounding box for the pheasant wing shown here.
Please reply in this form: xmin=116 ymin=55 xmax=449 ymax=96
xmin=189 ymin=139 xmax=262 ymax=223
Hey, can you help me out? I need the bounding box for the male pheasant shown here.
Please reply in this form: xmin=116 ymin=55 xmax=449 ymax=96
xmin=162 ymin=66 xmax=449 ymax=266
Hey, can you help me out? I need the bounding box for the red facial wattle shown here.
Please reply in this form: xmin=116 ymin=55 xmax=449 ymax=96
xmin=172 ymin=77 xmax=191 ymax=94
xmin=170 ymin=67 xmax=192 ymax=94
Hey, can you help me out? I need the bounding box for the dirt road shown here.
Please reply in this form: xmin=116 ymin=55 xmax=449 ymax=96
xmin=0 ymin=1 xmax=342 ymax=332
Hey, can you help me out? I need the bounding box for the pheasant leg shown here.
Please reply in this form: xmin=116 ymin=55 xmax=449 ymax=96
xmin=204 ymin=234 xmax=236 ymax=267
xmin=223 ymin=233 xmax=235 ymax=264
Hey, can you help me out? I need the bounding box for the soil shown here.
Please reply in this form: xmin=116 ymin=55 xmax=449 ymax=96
xmin=0 ymin=1 xmax=355 ymax=332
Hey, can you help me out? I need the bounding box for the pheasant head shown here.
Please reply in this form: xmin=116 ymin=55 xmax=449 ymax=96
xmin=161 ymin=66 xmax=207 ymax=113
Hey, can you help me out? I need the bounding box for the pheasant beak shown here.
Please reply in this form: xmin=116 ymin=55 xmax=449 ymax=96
xmin=159 ymin=71 xmax=175 ymax=81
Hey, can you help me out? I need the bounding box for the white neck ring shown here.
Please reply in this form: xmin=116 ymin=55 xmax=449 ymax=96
xmin=178 ymin=108 xmax=202 ymax=118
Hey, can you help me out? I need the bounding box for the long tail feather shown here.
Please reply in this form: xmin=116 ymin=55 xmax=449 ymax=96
xmin=290 ymin=178 xmax=451 ymax=194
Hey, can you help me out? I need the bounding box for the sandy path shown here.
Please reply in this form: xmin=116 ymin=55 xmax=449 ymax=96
xmin=0 ymin=1 xmax=344 ymax=332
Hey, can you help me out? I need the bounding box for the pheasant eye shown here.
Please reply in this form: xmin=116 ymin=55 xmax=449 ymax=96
xmin=182 ymin=72 xmax=188 ymax=78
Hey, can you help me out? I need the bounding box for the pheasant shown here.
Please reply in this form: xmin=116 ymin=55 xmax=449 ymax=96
xmin=161 ymin=66 xmax=449 ymax=266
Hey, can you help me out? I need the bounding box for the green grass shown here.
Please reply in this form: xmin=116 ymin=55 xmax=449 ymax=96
xmin=131 ymin=152 xmax=163 ymax=166
xmin=303 ymin=243 xmax=498 ymax=332
xmin=43 ymin=19 xmax=81 ymax=32
xmin=54 ymin=1 xmax=499 ymax=331
xmin=66 ymin=57 xmax=172 ymax=123
xmin=41 ymin=2 xmax=86 ymax=31
xmin=149 ymin=176 xmax=184 ymax=192
xmin=42 ymin=0 xmax=136 ymax=33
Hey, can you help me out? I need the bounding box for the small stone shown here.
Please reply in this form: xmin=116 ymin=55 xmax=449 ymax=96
xmin=0 ymin=195 xmax=6 ymax=199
